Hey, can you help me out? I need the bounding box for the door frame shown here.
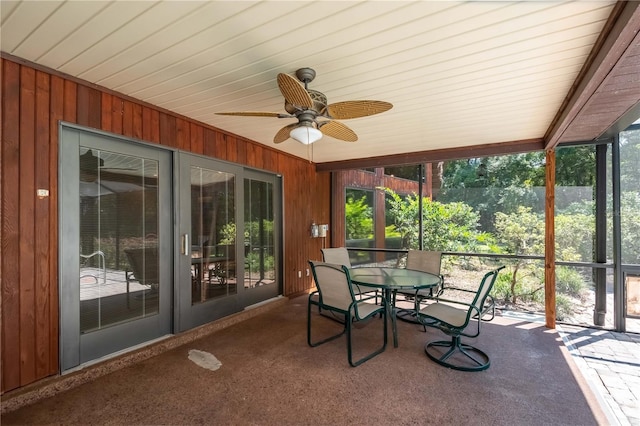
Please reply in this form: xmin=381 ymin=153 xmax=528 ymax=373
xmin=175 ymin=153 xmax=244 ymax=332
xmin=59 ymin=124 xmax=173 ymax=371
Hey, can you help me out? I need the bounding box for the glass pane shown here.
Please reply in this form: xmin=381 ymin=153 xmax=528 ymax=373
xmin=345 ymin=188 xmax=374 ymax=264
xmin=436 ymin=154 xmax=546 ymax=255
xmin=626 ymin=274 xmax=640 ymax=318
xmin=79 ymin=147 xmax=159 ymax=333
xmin=554 ymin=145 xmax=598 ymax=263
xmin=190 ymin=166 xmax=236 ymax=304
xmin=244 ymin=179 xmax=275 ymax=289
xmin=619 ymin=127 xmax=640 ymax=265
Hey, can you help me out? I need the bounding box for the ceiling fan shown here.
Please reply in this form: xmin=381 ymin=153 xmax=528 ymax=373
xmin=216 ymin=68 xmax=392 ymax=145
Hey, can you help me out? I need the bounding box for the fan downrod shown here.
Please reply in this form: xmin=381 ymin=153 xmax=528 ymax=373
xmin=295 ymin=67 xmax=316 ymax=84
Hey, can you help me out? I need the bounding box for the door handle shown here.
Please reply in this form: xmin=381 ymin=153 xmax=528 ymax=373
xmin=181 ymin=234 xmax=189 ymax=256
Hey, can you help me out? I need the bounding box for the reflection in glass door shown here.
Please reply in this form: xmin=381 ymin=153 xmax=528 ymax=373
xmin=190 ymin=166 xmax=237 ymax=304
xmin=79 ymin=148 xmax=160 ymax=331
xmin=178 ymin=154 xmax=242 ymax=331
xmin=243 ymin=172 xmax=280 ymax=306
xmin=60 ymin=126 xmax=171 ymax=371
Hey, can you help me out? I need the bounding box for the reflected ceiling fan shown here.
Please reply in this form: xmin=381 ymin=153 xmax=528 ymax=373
xmin=216 ymin=68 xmax=392 ymax=145
xmin=80 ymin=149 xmax=138 ymax=181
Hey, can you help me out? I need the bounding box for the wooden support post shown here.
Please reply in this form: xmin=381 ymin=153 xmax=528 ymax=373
xmin=545 ymin=149 xmax=556 ymax=328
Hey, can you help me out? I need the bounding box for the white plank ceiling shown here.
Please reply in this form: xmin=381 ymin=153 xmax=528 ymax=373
xmin=1 ymin=0 xmax=632 ymax=164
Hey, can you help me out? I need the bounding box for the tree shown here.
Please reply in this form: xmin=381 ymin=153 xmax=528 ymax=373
xmin=437 ymin=153 xmax=546 ymax=232
xmin=494 ymin=207 xmax=545 ymax=303
xmin=384 ymin=188 xmax=495 ymax=252
xmin=345 ymin=193 xmax=373 ymax=240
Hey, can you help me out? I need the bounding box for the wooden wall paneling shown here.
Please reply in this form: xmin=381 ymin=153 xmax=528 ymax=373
xmin=76 ymin=85 xmax=101 ymax=129
xmin=263 ymin=146 xmax=277 ymax=172
xmin=142 ymin=106 xmax=160 ymax=144
xmin=331 ymin=172 xmax=345 ymax=245
xmin=159 ymin=113 xmax=177 ymax=148
xmin=176 ymin=117 xmax=190 ymax=151
xmin=122 ymin=100 xmax=134 ymax=138
xmin=279 ymin=153 xmax=297 ymax=294
xmin=110 ymin=96 xmax=123 ymax=135
xmin=203 ymin=128 xmax=217 ymax=157
xmin=296 ymin=161 xmax=306 ymax=289
xmin=48 ymin=75 xmax=64 ymax=375
xmin=63 ymin=80 xmax=77 ymax=122
xmin=1 ymin=59 xmax=22 ymax=393
xmin=132 ymin=103 xmax=143 ymax=140
xmin=245 ymin=143 xmax=262 ymax=169
xmin=34 ymin=71 xmax=52 ymax=378
xmin=318 ymin=171 xmax=332 ymax=248
xmin=213 ymin=132 xmax=227 ymax=160
xmin=226 ymin=135 xmax=238 ymax=163
xmin=236 ymin=137 xmax=246 ymax=165
xmin=101 ymin=93 xmax=113 ymax=132
xmin=19 ymin=65 xmax=37 ymax=386
xmin=190 ymin=123 xmax=204 ymax=155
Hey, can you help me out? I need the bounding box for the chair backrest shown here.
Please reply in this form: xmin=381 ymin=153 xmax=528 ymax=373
xmin=124 ymin=247 xmax=160 ymax=285
xmin=467 ymin=266 xmax=504 ymax=322
xmin=321 ymin=247 xmax=352 ymax=268
xmin=406 ymin=250 xmax=442 ymax=275
xmin=309 ymin=260 xmax=355 ymax=311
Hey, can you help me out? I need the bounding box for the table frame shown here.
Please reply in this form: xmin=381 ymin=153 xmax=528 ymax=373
xmin=349 ymin=267 xmax=441 ymax=348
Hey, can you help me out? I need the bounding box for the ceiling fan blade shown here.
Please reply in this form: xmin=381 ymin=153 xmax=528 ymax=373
xmin=277 ymin=73 xmax=313 ymax=109
xmin=324 ymin=100 xmax=393 ymax=119
xmin=273 ymin=123 xmax=298 ymax=144
xmin=216 ymin=111 xmax=284 ymax=117
xmin=318 ymin=120 xmax=358 ymax=142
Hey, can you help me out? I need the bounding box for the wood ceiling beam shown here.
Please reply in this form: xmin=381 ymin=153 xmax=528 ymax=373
xmin=544 ymin=1 xmax=640 ymax=149
xmin=314 ymin=138 xmax=544 ymax=172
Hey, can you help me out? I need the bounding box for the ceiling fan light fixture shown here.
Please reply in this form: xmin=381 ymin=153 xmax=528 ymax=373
xmin=290 ymin=124 xmax=322 ymax=145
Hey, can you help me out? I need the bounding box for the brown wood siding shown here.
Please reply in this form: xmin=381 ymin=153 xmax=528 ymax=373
xmin=2 ymin=58 xmax=22 ymax=393
xmin=0 ymin=57 xmax=329 ymax=394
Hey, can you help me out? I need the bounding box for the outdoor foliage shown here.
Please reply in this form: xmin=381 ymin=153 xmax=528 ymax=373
xmin=345 ymin=192 xmax=373 ymax=240
xmin=347 ymin=133 xmax=640 ymax=321
xmin=384 ymin=188 xmax=496 ymax=253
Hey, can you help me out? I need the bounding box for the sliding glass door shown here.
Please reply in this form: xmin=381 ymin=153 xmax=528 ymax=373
xmin=177 ymin=154 xmax=242 ymax=331
xmin=60 ymin=127 xmax=283 ymax=368
xmin=242 ymin=170 xmax=281 ymax=306
xmin=176 ymin=156 xmax=282 ymax=330
xmin=59 ymin=126 xmax=172 ymax=371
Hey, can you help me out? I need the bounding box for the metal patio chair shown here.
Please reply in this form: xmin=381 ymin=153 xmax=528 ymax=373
xmin=308 ymin=260 xmax=387 ymax=367
xmin=416 ymin=266 xmax=504 ymax=371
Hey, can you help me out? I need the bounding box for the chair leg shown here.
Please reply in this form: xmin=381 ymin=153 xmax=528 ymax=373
xmin=307 ymin=300 xmax=346 ymax=347
xmin=347 ymin=307 xmax=388 ymax=367
xmin=424 ymin=335 xmax=490 ymax=372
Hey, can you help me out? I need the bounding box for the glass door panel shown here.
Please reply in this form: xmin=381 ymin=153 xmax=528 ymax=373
xmin=190 ymin=166 xmax=237 ymax=304
xmin=177 ymin=154 xmax=242 ymax=331
xmin=243 ymin=171 xmax=281 ymax=306
xmin=60 ymin=126 xmax=172 ymax=371
xmin=79 ymin=148 xmax=160 ymax=332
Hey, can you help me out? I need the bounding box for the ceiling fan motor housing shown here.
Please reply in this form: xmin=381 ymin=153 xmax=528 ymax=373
xmin=285 ymin=89 xmax=327 ymax=115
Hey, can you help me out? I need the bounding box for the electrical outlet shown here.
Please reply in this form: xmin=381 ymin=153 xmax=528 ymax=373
xmin=306 ymin=268 xmax=310 ymax=276
xmin=298 ymin=270 xmax=302 ymax=278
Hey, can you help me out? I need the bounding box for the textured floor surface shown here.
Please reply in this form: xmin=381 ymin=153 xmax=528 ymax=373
xmin=1 ymin=296 xmax=609 ymax=425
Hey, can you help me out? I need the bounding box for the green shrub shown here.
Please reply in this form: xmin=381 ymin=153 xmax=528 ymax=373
xmin=491 ymin=271 xmax=513 ymax=302
xmin=555 ymin=293 xmax=573 ymax=321
xmin=555 ymin=266 xmax=586 ymax=297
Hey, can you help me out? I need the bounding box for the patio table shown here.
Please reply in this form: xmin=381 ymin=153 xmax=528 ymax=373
xmin=349 ymin=267 xmax=442 ymax=348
